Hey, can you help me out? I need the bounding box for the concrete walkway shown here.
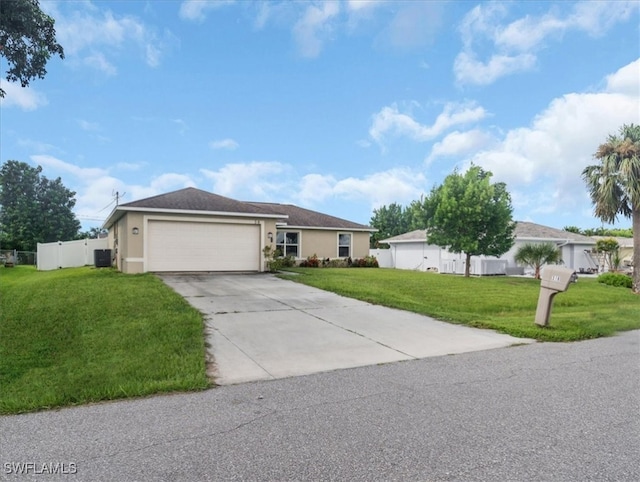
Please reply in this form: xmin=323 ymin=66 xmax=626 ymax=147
xmin=160 ymin=273 xmax=534 ymax=385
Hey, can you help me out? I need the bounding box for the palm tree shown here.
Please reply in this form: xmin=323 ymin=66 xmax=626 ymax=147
xmin=582 ymin=124 xmax=640 ymax=293
xmin=514 ymin=243 xmax=562 ymax=279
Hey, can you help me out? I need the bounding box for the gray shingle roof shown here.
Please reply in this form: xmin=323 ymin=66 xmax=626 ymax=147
xmin=380 ymin=230 xmax=427 ymax=243
xmin=382 ymin=222 xmax=596 ymax=244
xmin=515 ymin=221 xmax=595 ymax=243
xmin=106 ymin=187 xmax=373 ymax=230
xmin=591 ymin=236 xmax=633 ymax=247
xmin=249 ymin=202 xmax=373 ymax=230
xmin=120 ymin=187 xmax=277 ymax=215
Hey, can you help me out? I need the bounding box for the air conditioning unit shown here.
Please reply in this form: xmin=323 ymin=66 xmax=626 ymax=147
xmin=94 ymin=249 xmax=112 ymax=268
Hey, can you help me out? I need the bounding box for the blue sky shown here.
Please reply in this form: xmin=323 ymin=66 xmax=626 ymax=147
xmin=1 ymin=0 xmax=639 ymax=231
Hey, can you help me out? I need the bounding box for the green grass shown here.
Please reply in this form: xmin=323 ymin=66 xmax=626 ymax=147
xmin=0 ymin=266 xmax=210 ymax=415
xmin=279 ymin=268 xmax=640 ymax=342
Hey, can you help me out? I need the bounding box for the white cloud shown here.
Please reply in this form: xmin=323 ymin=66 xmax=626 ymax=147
xmin=145 ymin=44 xmax=162 ymax=68
xmin=31 ymin=154 xmax=108 ymax=179
xmin=173 ymin=119 xmax=188 ymax=135
xmin=346 ymin=0 xmax=382 ymax=13
xmin=605 ymin=58 xmax=640 ymax=95
xmin=381 ymin=2 xmax=444 ymax=50
xmin=209 ymin=138 xmax=239 ymax=150
xmin=466 ymin=59 xmax=639 ymax=215
xmin=179 ymin=0 xmax=235 ymax=22
xmin=200 ymin=161 xmax=287 ymax=197
xmin=149 ymin=173 xmax=196 ymax=192
xmin=370 ymin=102 xmax=486 ymax=143
xmin=495 ymin=14 xmax=566 ymax=52
xmin=297 ymin=173 xmax=338 ymax=205
xmin=455 ymin=1 xmax=639 ymax=85
xmin=293 ymin=1 xmax=341 ymax=57
xmin=83 ymin=52 xmax=117 ymax=75
xmin=17 ymin=138 xmax=59 ymax=153
xmin=116 ymin=162 xmax=144 ymax=171
xmin=0 ymin=82 xmax=48 ymax=110
xmin=295 ymin=168 xmax=426 ymax=211
xmin=427 ymin=129 xmax=495 ymax=162
xmin=569 ymin=1 xmax=638 ymax=36
xmin=77 ymin=119 xmax=100 ymax=131
xmin=453 ymin=51 xmax=536 ymax=86
xmin=48 ymin=3 xmax=170 ymax=73
xmin=30 ymin=155 xmax=196 ymax=224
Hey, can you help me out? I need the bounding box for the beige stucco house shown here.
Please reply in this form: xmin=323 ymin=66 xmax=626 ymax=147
xmin=591 ymin=236 xmax=634 ymax=270
xmin=103 ymin=187 xmax=374 ymax=273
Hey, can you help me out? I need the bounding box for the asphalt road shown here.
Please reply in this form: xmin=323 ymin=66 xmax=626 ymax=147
xmin=1 ymin=330 xmax=638 ymax=482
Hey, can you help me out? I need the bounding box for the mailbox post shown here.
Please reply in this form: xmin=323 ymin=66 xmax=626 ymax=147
xmin=535 ymin=266 xmax=575 ymax=326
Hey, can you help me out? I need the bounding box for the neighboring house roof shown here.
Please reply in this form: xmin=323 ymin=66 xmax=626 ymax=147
xmin=249 ymin=202 xmax=374 ymax=231
xmin=515 ymin=222 xmax=595 ymax=244
xmin=591 ymin=236 xmax=634 ymax=248
xmin=103 ymin=187 xmax=374 ymax=231
xmin=381 ymin=222 xmax=596 ymax=245
xmin=380 ymin=229 xmax=427 ymax=244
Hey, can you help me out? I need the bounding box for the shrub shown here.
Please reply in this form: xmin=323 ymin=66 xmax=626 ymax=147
xmin=597 ymin=272 xmax=632 ymax=289
xmin=262 ymin=247 xmax=296 ymax=272
xmin=319 ymin=258 xmax=348 ymax=268
xmin=280 ymin=255 xmax=296 ymax=268
xmin=349 ymin=255 xmax=379 ymax=268
xmin=300 ymin=254 xmax=320 ymax=268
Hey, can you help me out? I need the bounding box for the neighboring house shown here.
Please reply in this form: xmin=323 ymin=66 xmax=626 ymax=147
xmin=102 ymin=187 xmax=374 ymax=274
xmin=591 ymin=236 xmax=634 ymax=269
xmin=504 ymin=222 xmax=597 ymax=274
xmin=375 ymin=222 xmax=597 ymax=276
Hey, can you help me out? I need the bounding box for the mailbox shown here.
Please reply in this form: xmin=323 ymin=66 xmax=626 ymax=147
xmin=535 ymin=266 xmax=575 ymax=327
xmin=540 ymin=267 xmax=574 ymax=291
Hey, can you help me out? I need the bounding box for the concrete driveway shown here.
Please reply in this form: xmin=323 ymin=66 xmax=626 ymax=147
xmin=160 ymin=273 xmax=534 ymax=385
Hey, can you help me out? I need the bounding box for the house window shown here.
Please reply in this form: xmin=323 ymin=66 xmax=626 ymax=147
xmin=276 ymin=231 xmax=299 ymax=257
xmin=338 ymin=233 xmax=351 ymax=257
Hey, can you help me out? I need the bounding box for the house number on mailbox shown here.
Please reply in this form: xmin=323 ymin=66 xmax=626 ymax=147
xmin=551 ymin=275 xmax=561 ymax=282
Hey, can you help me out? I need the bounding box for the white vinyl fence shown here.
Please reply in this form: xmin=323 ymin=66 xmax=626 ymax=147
xmin=369 ymin=248 xmax=392 ymax=268
xmin=37 ymin=238 xmax=109 ymax=271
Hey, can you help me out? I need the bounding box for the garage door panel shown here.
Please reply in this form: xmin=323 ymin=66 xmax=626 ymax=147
xmin=147 ymin=221 xmax=260 ymax=272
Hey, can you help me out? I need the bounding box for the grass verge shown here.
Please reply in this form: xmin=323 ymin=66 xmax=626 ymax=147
xmin=0 ymin=266 xmax=210 ymax=415
xmin=279 ymin=268 xmax=640 ymax=342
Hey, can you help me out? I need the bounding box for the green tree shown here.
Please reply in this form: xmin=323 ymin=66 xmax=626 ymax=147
xmin=0 ymin=160 xmax=80 ymax=251
xmin=417 ymin=165 xmax=516 ymax=277
xmin=77 ymin=227 xmax=108 ymax=240
xmin=582 ymin=124 xmax=640 ymax=293
xmin=514 ymin=243 xmax=562 ymax=280
xmin=369 ymin=202 xmax=411 ymax=247
xmin=563 ymin=226 xmax=583 ymax=234
xmin=0 ymin=0 xmax=64 ymax=98
xmin=594 ymin=238 xmax=620 ymax=272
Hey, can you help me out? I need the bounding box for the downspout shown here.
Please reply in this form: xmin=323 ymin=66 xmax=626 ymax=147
xmin=557 ymin=239 xmax=570 ymax=267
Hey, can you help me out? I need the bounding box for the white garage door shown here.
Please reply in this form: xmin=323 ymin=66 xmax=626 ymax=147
xmin=147 ymin=220 xmax=260 ymax=272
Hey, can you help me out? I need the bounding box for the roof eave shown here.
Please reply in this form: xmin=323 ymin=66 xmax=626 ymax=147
xmin=382 ymin=238 xmax=427 ymax=244
xmin=516 ymin=236 xmax=595 ymax=244
xmin=276 ymin=224 xmax=376 ymax=232
xmin=103 ymin=205 xmax=288 ymax=229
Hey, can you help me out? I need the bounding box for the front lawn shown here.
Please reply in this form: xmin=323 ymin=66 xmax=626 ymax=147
xmin=279 ymin=268 xmax=640 ymax=342
xmin=0 ymin=266 xmax=210 ymax=415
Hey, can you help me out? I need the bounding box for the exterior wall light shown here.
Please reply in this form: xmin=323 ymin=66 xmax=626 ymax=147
xmin=132 ymin=227 xmax=139 ymax=235
xmin=267 ymin=232 xmax=273 ymax=243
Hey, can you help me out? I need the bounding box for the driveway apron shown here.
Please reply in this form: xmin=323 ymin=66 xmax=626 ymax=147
xmin=160 ymin=273 xmax=534 ymax=385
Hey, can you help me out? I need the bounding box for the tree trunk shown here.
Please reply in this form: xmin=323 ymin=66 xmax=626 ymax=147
xmin=633 ymin=206 xmax=639 ymax=294
xmin=465 ymin=252 xmax=471 ymax=277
